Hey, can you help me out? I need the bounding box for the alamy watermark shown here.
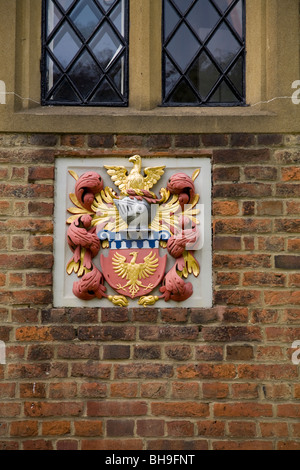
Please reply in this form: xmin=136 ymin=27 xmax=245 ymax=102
xmin=292 ymin=341 xmax=300 ymax=365
xmin=0 ymin=340 xmax=6 ymax=365
xmin=292 ymin=80 xmax=300 ymax=104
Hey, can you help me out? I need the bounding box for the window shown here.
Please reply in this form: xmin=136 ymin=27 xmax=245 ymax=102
xmin=162 ymin=0 xmax=245 ymax=106
xmin=41 ymin=0 xmax=129 ymax=106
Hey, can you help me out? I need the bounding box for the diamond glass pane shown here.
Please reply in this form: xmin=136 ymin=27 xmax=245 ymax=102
xmin=90 ymin=22 xmax=122 ymax=70
xmin=164 ymin=0 xmax=180 ymax=39
xmin=49 ymin=22 xmax=81 ymax=68
xmin=208 ymin=80 xmax=238 ymax=103
xmin=213 ymin=0 xmax=233 ymax=12
xmin=45 ymin=53 xmax=62 ymax=92
xmin=69 ymin=50 xmax=102 ymax=98
xmin=162 ymin=0 xmax=245 ymax=106
xmin=227 ymin=56 xmax=243 ymax=95
xmin=227 ymin=0 xmax=243 ymax=38
xmin=188 ymin=52 xmax=220 ymax=99
xmin=97 ymin=0 xmax=117 ymax=12
xmin=70 ymin=0 xmax=103 ymax=40
xmin=56 ymin=0 xmax=75 ymax=11
xmin=164 ymin=56 xmax=181 ymax=98
xmin=42 ymin=0 xmax=128 ymax=106
xmin=90 ymin=78 xmax=123 ymax=103
xmin=207 ymin=22 xmax=241 ymax=70
xmin=109 ymin=0 xmax=125 ymax=36
xmin=49 ymin=77 xmax=81 ymax=102
xmin=166 ymin=79 xmax=199 ymax=104
xmin=47 ymin=0 xmax=63 ymax=35
xmin=166 ymin=23 xmax=200 ymax=72
xmin=187 ymin=0 xmax=220 ymax=41
xmin=172 ymin=0 xmax=195 ymax=14
xmin=108 ymin=55 xmax=125 ymax=94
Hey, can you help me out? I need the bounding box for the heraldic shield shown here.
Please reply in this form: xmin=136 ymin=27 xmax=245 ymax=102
xmin=101 ymin=245 xmax=167 ymax=299
xmin=66 ymin=155 xmax=201 ymax=307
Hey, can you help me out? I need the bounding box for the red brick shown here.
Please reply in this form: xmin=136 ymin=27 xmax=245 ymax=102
xmin=116 ymin=134 xmax=145 ymax=148
xmin=214 ymin=148 xmax=270 ymax=164
xmin=214 ymin=403 xmax=273 ymax=418
xmin=238 ymin=364 xmax=297 ymax=380
xmin=151 ymin=402 xmax=209 ymax=418
xmin=136 ymin=420 xmax=165 ymax=437
xmin=106 ymin=419 xmax=134 ymax=437
xmin=281 ymin=167 xmax=300 ymax=181
xmin=23 ymin=439 xmax=53 ymax=451
xmin=167 ymin=420 xmax=194 ymax=437
xmin=110 ymin=383 xmax=138 ymax=398
xmin=165 ymin=345 xmax=192 ymax=361
xmin=275 ymin=255 xmax=300 ymax=269
xmin=197 ymin=420 xmax=225 ymax=437
xmin=71 ymin=363 xmax=111 ymax=379
xmin=277 ymin=441 xmax=300 ymax=451
xmin=82 ymin=439 xmax=143 ymax=451
xmin=48 ymin=382 xmax=76 ymax=400
xmin=10 ymin=421 xmax=38 ymax=437
xmin=213 ymin=201 xmax=239 ymax=216
xmin=28 ymin=166 xmax=54 ymax=181
xmin=260 ymin=422 xmax=288 ymax=438
xmin=171 ymin=382 xmax=199 ymax=399
xmin=42 ymin=421 xmax=71 ymax=436
xmin=277 ymin=404 xmax=300 ymax=418
xmin=161 ymin=308 xmax=188 ymax=323
xmin=213 ymin=167 xmax=240 ymax=181
xmin=79 ymin=382 xmax=107 ymax=398
xmin=139 ymin=326 xmax=198 ymax=341
xmin=202 ymin=134 xmax=228 ymax=146
xmin=226 ymin=345 xmax=254 ymax=360
xmin=231 ymin=134 xmax=256 ymax=146
xmin=175 ymin=134 xmax=200 ymax=147
xmin=243 ymin=272 xmax=286 ymax=287
xmin=264 ymin=291 xmax=300 ymax=306
xmin=202 ymin=383 xmax=229 ymax=399
xmin=134 ymin=345 xmax=161 ymax=360
xmin=214 ymin=290 xmax=262 ymax=306
xmin=88 ymin=134 xmax=114 ymax=148
xmin=203 ymin=326 xmax=262 ymax=342
xmin=228 ymin=421 xmax=256 ymax=437
xmin=77 ymin=326 xmax=135 ymax=341
xmin=141 ymin=383 xmax=167 ymax=399
xmin=29 ymin=134 xmax=58 ymax=146
xmin=244 ymin=166 xmax=277 ymax=180
xmin=0 ymin=403 xmax=21 ymax=417
xmin=214 ymin=219 xmax=272 ymax=234
xmin=213 ymin=236 xmax=241 ymax=251
xmin=213 ymin=441 xmax=273 ymax=451
xmin=146 ymin=135 xmax=172 ymax=149
xmin=114 ymin=363 xmax=173 ymax=379
xmin=177 ymin=364 xmax=236 ymax=380
xmin=87 ymin=401 xmax=147 ymax=417
xmin=101 ymin=308 xmax=129 ymax=322
xmin=231 ymin=383 xmax=259 ymax=399
xmin=24 ymin=402 xmax=83 ymax=417
xmin=61 ymin=134 xmax=85 ymax=147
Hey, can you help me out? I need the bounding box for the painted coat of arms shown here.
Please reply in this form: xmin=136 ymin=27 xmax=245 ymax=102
xmin=66 ymin=155 xmax=202 ymax=307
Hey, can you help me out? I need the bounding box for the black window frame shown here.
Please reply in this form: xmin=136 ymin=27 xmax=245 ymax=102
xmin=161 ymin=0 xmax=246 ymax=107
xmin=41 ymin=0 xmax=129 ymax=107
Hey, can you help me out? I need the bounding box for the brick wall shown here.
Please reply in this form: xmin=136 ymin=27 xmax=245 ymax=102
xmin=0 ymin=132 xmax=299 ymax=450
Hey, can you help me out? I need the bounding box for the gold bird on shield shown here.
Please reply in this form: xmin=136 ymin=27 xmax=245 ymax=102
xmin=104 ymin=155 xmax=165 ymax=195
xmin=112 ymin=251 xmax=159 ymax=298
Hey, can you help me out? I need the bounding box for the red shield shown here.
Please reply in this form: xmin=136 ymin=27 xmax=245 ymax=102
xmin=101 ymin=248 xmax=166 ymax=299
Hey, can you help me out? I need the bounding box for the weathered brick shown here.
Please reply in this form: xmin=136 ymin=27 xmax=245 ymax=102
xmin=214 ymin=148 xmax=270 ymax=164
xmin=275 ymin=255 xmax=300 ymax=270
xmin=151 ymin=402 xmax=209 ymax=418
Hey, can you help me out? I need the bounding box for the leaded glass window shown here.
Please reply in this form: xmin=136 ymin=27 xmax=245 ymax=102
xmin=42 ymin=0 xmax=129 ymax=106
xmin=162 ymin=0 xmax=245 ymax=106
